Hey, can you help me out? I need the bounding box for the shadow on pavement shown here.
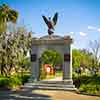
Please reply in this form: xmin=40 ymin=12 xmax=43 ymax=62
xmin=0 ymin=86 xmax=51 ymax=100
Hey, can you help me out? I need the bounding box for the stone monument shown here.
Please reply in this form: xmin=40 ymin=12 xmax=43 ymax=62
xmin=29 ymin=13 xmax=76 ymax=90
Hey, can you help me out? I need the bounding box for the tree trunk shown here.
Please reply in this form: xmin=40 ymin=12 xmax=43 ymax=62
xmin=1 ymin=64 xmax=3 ymax=75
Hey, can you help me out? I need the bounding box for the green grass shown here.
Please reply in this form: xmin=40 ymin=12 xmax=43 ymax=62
xmin=45 ymin=75 xmax=55 ymax=79
xmin=40 ymin=70 xmax=63 ymax=80
xmin=42 ymin=71 xmax=63 ymax=80
xmin=56 ymin=71 xmax=63 ymax=77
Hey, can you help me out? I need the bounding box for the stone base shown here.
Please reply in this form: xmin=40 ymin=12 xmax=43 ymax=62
xmin=26 ymin=80 xmax=76 ymax=91
xmin=28 ymin=76 xmax=39 ymax=82
xmin=39 ymin=79 xmax=73 ymax=85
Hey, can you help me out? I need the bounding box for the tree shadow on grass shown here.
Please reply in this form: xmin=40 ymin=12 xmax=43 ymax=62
xmin=0 ymin=86 xmax=51 ymax=100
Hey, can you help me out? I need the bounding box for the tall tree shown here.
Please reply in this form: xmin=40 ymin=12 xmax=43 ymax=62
xmin=0 ymin=4 xmax=18 ymax=33
xmin=41 ymin=50 xmax=63 ymax=67
xmin=0 ymin=25 xmax=32 ymax=76
xmin=89 ymin=39 xmax=100 ymax=67
xmin=0 ymin=4 xmax=18 ymax=75
xmin=72 ymin=49 xmax=94 ymax=69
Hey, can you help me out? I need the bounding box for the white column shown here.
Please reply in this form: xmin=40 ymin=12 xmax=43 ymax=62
xmin=63 ymin=62 xmax=70 ymax=79
xmin=30 ymin=45 xmax=39 ymax=81
xmin=63 ymin=44 xmax=72 ymax=81
xmin=31 ymin=60 xmax=39 ymax=81
xmin=70 ymin=44 xmax=72 ymax=79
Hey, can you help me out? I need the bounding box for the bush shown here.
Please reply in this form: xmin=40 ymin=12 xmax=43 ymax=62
xmin=73 ymin=75 xmax=100 ymax=87
xmin=21 ymin=74 xmax=30 ymax=84
xmin=73 ymin=75 xmax=100 ymax=95
xmin=0 ymin=77 xmax=9 ymax=87
xmin=8 ymin=76 xmax=22 ymax=88
xmin=0 ymin=73 xmax=30 ymax=89
xmin=9 ymin=73 xmax=30 ymax=87
xmin=79 ymin=84 xmax=100 ymax=94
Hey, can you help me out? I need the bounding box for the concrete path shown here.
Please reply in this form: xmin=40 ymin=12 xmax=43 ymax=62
xmin=43 ymin=76 xmax=62 ymax=81
xmin=0 ymin=86 xmax=100 ymax=100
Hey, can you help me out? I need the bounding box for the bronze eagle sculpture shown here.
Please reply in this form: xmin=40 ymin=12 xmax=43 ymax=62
xmin=42 ymin=12 xmax=58 ymax=36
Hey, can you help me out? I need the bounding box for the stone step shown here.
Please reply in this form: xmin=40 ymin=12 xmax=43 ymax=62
xmin=32 ymin=83 xmax=75 ymax=88
xmin=33 ymin=86 xmax=77 ymax=91
xmin=24 ymin=82 xmax=77 ymax=91
xmin=36 ymin=80 xmax=73 ymax=85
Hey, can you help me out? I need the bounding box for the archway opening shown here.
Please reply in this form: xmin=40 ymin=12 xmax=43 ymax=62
xmin=39 ymin=49 xmax=63 ymax=80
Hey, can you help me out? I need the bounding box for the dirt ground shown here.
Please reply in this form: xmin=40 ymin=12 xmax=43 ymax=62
xmin=0 ymin=87 xmax=100 ymax=100
xmin=34 ymin=90 xmax=100 ymax=100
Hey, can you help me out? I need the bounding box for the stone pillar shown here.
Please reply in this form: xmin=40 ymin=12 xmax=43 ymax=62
xmin=70 ymin=44 xmax=72 ymax=79
xmin=63 ymin=44 xmax=72 ymax=83
xmin=30 ymin=46 xmax=39 ymax=81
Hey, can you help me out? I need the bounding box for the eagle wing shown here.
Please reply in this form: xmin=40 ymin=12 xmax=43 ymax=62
xmin=52 ymin=12 xmax=58 ymax=26
xmin=42 ymin=15 xmax=49 ymax=27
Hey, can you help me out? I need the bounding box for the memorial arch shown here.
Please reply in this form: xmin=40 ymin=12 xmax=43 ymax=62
xmin=30 ymin=35 xmax=73 ymax=85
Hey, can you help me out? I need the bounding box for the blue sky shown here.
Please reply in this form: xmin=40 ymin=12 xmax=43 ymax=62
xmin=0 ymin=0 xmax=100 ymax=49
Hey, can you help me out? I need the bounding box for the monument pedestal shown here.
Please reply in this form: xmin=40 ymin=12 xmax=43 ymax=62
xmin=27 ymin=80 xmax=76 ymax=91
xmin=29 ymin=35 xmax=75 ymax=90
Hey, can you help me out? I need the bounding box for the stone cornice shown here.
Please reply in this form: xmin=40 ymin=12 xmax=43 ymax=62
xmin=32 ymin=35 xmax=73 ymax=45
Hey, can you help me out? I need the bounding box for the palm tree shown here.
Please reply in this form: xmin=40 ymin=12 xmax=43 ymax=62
xmin=0 ymin=4 xmax=18 ymax=33
xmin=0 ymin=4 xmax=18 ymax=75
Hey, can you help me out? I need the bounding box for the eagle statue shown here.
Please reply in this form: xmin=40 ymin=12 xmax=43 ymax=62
xmin=42 ymin=12 xmax=58 ymax=36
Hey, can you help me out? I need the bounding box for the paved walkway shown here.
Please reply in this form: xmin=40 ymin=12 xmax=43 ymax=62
xmin=0 ymin=86 xmax=100 ymax=100
xmin=43 ymin=76 xmax=62 ymax=81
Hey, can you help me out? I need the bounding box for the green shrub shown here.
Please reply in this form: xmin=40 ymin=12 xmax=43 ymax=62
xmin=73 ymin=75 xmax=100 ymax=95
xmin=73 ymin=72 xmax=78 ymax=78
xmin=8 ymin=76 xmax=22 ymax=88
xmin=0 ymin=77 xmax=9 ymax=87
xmin=73 ymin=75 xmax=100 ymax=87
xmin=21 ymin=74 xmax=30 ymax=84
xmin=79 ymin=84 xmax=100 ymax=94
xmin=0 ymin=72 xmax=30 ymax=88
xmin=8 ymin=73 xmax=30 ymax=88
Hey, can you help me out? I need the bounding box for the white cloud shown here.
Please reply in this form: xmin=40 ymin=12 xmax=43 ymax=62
xmin=97 ymin=28 xmax=100 ymax=31
xmin=79 ymin=32 xmax=87 ymax=36
xmin=88 ymin=25 xmax=100 ymax=32
xmin=88 ymin=26 xmax=96 ymax=30
xmin=69 ymin=32 xmax=74 ymax=34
